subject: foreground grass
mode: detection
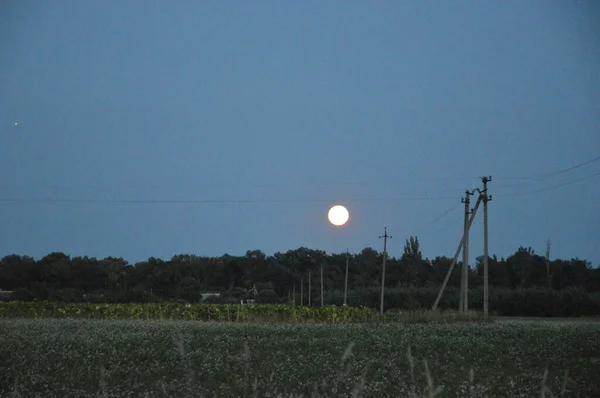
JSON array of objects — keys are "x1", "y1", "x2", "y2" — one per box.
[{"x1": 0, "y1": 319, "x2": 599, "y2": 397}]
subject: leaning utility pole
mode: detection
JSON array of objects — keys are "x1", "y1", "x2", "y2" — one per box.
[
  {"x1": 432, "y1": 194, "x2": 483, "y2": 310},
  {"x1": 482, "y1": 176, "x2": 492, "y2": 321},
  {"x1": 459, "y1": 190, "x2": 472, "y2": 313},
  {"x1": 320, "y1": 264, "x2": 324, "y2": 306},
  {"x1": 343, "y1": 249, "x2": 349, "y2": 305},
  {"x1": 379, "y1": 227, "x2": 392, "y2": 315}
]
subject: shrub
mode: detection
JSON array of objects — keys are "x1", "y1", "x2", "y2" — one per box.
[{"x1": 257, "y1": 289, "x2": 279, "y2": 304}]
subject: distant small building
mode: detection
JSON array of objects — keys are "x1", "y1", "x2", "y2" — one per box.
[
  {"x1": 200, "y1": 292, "x2": 221, "y2": 301},
  {"x1": 0, "y1": 289, "x2": 14, "y2": 301},
  {"x1": 82, "y1": 293, "x2": 105, "y2": 302}
]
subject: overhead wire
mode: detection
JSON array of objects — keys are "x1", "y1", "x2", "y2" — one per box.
[
  {"x1": 426, "y1": 205, "x2": 459, "y2": 224},
  {"x1": 0, "y1": 175, "x2": 474, "y2": 205},
  {"x1": 0, "y1": 175, "x2": 476, "y2": 191},
  {"x1": 414, "y1": 168, "x2": 600, "y2": 235},
  {"x1": 435, "y1": 214, "x2": 464, "y2": 233},
  {"x1": 496, "y1": 154, "x2": 600, "y2": 180},
  {"x1": 0, "y1": 194, "x2": 459, "y2": 205},
  {"x1": 494, "y1": 154, "x2": 600, "y2": 189},
  {"x1": 495, "y1": 170, "x2": 600, "y2": 198},
  {"x1": 1, "y1": 172, "x2": 597, "y2": 204},
  {"x1": 1, "y1": 156, "x2": 598, "y2": 205},
  {"x1": 408, "y1": 203, "x2": 462, "y2": 237},
  {"x1": 414, "y1": 213, "x2": 463, "y2": 236},
  {"x1": 418, "y1": 204, "x2": 459, "y2": 228}
]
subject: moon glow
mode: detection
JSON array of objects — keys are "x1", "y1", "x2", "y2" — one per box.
[{"x1": 328, "y1": 205, "x2": 349, "y2": 226}]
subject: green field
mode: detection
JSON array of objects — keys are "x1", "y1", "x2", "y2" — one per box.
[{"x1": 1, "y1": 319, "x2": 599, "y2": 397}]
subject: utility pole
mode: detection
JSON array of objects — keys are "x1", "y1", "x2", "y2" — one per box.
[
  {"x1": 300, "y1": 277, "x2": 304, "y2": 305},
  {"x1": 432, "y1": 194, "x2": 482, "y2": 310},
  {"x1": 293, "y1": 282, "x2": 296, "y2": 305},
  {"x1": 320, "y1": 264, "x2": 324, "y2": 306},
  {"x1": 379, "y1": 227, "x2": 392, "y2": 315},
  {"x1": 482, "y1": 176, "x2": 492, "y2": 321},
  {"x1": 459, "y1": 190, "x2": 472, "y2": 313},
  {"x1": 308, "y1": 271, "x2": 311, "y2": 306},
  {"x1": 343, "y1": 249, "x2": 349, "y2": 305},
  {"x1": 545, "y1": 239, "x2": 552, "y2": 288}
]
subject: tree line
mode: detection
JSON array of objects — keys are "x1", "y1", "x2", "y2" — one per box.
[{"x1": 1, "y1": 237, "x2": 598, "y2": 316}]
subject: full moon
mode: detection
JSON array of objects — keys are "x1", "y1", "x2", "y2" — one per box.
[{"x1": 328, "y1": 205, "x2": 349, "y2": 226}]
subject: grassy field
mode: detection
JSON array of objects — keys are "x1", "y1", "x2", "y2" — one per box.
[{"x1": 1, "y1": 319, "x2": 599, "y2": 397}]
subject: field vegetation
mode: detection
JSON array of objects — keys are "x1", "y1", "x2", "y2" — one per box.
[
  {"x1": 1, "y1": 318, "x2": 599, "y2": 397},
  {"x1": 0, "y1": 302, "x2": 486, "y2": 323},
  {"x1": 1, "y1": 241, "x2": 599, "y2": 396}
]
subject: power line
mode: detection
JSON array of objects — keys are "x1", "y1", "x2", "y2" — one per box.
[
  {"x1": 495, "y1": 154, "x2": 600, "y2": 182},
  {"x1": 0, "y1": 176, "x2": 477, "y2": 191},
  {"x1": 2, "y1": 171, "x2": 597, "y2": 205},
  {"x1": 417, "y1": 170, "x2": 599, "y2": 236},
  {"x1": 0, "y1": 195, "x2": 459, "y2": 205},
  {"x1": 2, "y1": 156, "x2": 598, "y2": 206},
  {"x1": 431, "y1": 214, "x2": 463, "y2": 234},
  {"x1": 426, "y1": 205, "x2": 458, "y2": 224},
  {"x1": 414, "y1": 204, "x2": 459, "y2": 232},
  {"x1": 495, "y1": 171, "x2": 600, "y2": 198}
]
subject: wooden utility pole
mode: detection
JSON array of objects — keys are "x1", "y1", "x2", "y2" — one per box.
[
  {"x1": 545, "y1": 239, "x2": 552, "y2": 287},
  {"x1": 320, "y1": 264, "x2": 324, "y2": 306},
  {"x1": 293, "y1": 283, "x2": 296, "y2": 305},
  {"x1": 482, "y1": 176, "x2": 492, "y2": 321},
  {"x1": 379, "y1": 227, "x2": 392, "y2": 315},
  {"x1": 300, "y1": 278, "x2": 304, "y2": 305},
  {"x1": 459, "y1": 190, "x2": 472, "y2": 313},
  {"x1": 432, "y1": 194, "x2": 482, "y2": 310},
  {"x1": 343, "y1": 249, "x2": 349, "y2": 305},
  {"x1": 308, "y1": 271, "x2": 311, "y2": 306}
]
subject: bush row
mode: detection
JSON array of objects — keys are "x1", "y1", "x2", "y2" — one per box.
[
  {"x1": 0, "y1": 302, "x2": 383, "y2": 323},
  {"x1": 319, "y1": 286, "x2": 600, "y2": 317},
  {"x1": 0, "y1": 301, "x2": 491, "y2": 324},
  {"x1": 4, "y1": 287, "x2": 598, "y2": 318}
]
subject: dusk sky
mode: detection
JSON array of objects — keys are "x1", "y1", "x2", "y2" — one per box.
[{"x1": 1, "y1": 1, "x2": 599, "y2": 265}]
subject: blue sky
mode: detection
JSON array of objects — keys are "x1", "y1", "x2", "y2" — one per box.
[{"x1": 1, "y1": 1, "x2": 599, "y2": 265}]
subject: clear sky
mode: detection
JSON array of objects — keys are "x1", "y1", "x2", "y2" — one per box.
[{"x1": 1, "y1": 1, "x2": 599, "y2": 265}]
